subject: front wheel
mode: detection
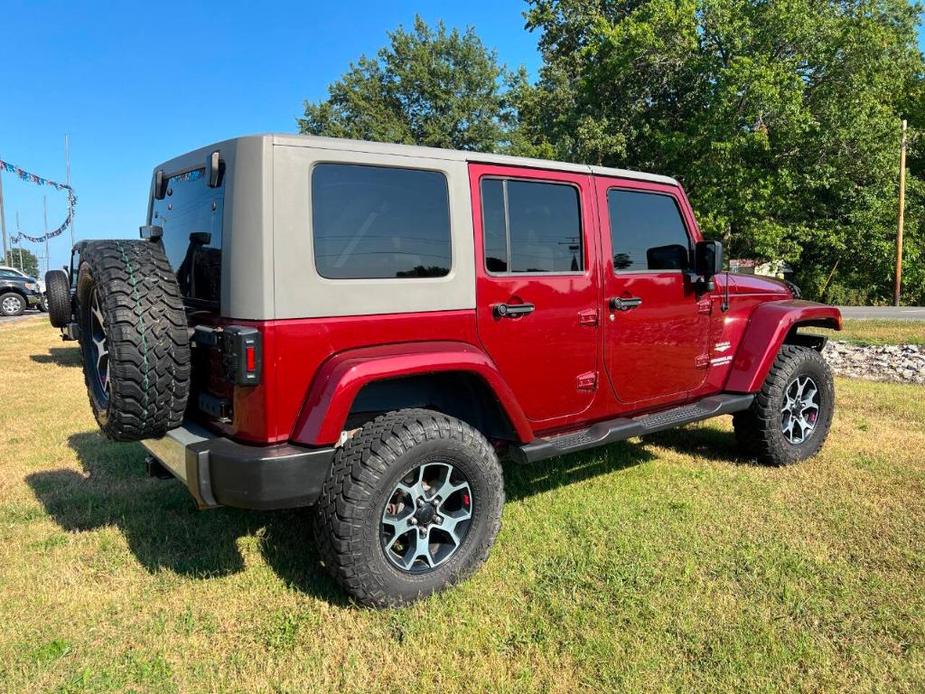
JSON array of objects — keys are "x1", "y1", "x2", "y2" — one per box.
[
  {"x1": 0, "y1": 292, "x2": 25, "y2": 317},
  {"x1": 313, "y1": 409, "x2": 504, "y2": 607},
  {"x1": 733, "y1": 345, "x2": 835, "y2": 466}
]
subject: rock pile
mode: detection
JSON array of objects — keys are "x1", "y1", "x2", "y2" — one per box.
[{"x1": 822, "y1": 341, "x2": 925, "y2": 385}]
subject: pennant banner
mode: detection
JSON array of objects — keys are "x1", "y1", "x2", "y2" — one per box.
[{"x1": 0, "y1": 159, "x2": 77, "y2": 244}]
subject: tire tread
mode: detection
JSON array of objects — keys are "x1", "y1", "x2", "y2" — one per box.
[
  {"x1": 77, "y1": 240, "x2": 190, "y2": 441},
  {"x1": 733, "y1": 344, "x2": 834, "y2": 466},
  {"x1": 313, "y1": 408, "x2": 504, "y2": 607}
]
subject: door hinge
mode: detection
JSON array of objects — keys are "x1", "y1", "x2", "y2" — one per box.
[
  {"x1": 576, "y1": 371, "x2": 598, "y2": 391},
  {"x1": 695, "y1": 354, "x2": 710, "y2": 369},
  {"x1": 697, "y1": 298, "x2": 713, "y2": 315},
  {"x1": 578, "y1": 308, "x2": 599, "y2": 326}
]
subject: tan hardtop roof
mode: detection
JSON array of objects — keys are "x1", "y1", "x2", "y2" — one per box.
[{"x1": 266, "y1": 133, "x2": 679, "y2": 186}]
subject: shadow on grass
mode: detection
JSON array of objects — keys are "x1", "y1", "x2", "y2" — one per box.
[
  {"x1": 30, "y1": 346, "x2": 82, "y2": 367},
  {"x1": 25, "y1": 432, "x2": 348, "y2": 605},
  {"x1": 642, "y1": 424, "x2": 746, "y2": 465},
  {"x1": 26, "y1": 430, "x2": 663, "y2": 604},
  {"x1": 503, "y1": 441, "x2": 654, "y2": 501}
]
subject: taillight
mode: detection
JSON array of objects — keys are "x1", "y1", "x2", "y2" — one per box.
[{"x1": 222, "y1": 326, "x2": 261, "y2": 386}]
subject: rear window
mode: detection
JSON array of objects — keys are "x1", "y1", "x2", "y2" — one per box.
[
  {"x1": 311, "y1": 163, "x2": 451, "y2": 279},
  {"x1": 481, "y1": 178, "x2": 583, "y2": 274},
  {"x1": 150, "y1": 168, "x2": 224, "y2": 304}
]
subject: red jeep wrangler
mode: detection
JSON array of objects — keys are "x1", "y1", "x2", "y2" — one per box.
[{"x1": 46, "y1": 135, "x2": 841, "y2": 606}]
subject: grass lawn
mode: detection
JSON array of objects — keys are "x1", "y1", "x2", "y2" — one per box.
[
  {"x1": 808, "y1": 319, "x2": 924, "y2": 346},
  {"x1": 1, "y1": 316, "x2": 924, "y2": 691}
]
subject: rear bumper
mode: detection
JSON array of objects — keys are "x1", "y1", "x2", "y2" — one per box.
[{"x1": 141, "y1": 421, "x2": 335, "y2": 510}]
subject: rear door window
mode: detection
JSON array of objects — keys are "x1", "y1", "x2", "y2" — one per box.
[
  {"x1": 607, "y1": 189, "x2": 691, "y2": 272},
  {"x1": 311, "y1": 164, "x2": 451, "y2": 279},
  {"x1": 480, "y1": 178, "x2": 583, "y2": 274},
  {"x1": 151, "y1": 168, "x2": 224, "y2": 304}
]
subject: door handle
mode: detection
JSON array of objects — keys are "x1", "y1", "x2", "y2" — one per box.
[
  {"x1": 492, "y1": 302, "x2": 535, "y2": 318},
  {"x1": 609, "y1": 296, "x2": 643, "y2": 312}
]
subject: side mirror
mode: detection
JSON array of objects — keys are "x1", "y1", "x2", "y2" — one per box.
[{"x1": 694, "y1": 240, "x2": 723, "y2": 279}]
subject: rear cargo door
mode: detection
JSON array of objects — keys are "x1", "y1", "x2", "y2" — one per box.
[
  {"x1": 469, "y1": 163, "x2": 600, "y2": 426},
  {"x1": 150, "y1": 163, "x2": 228, "y2": 423}
]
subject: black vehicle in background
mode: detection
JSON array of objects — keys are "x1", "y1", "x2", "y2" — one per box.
[{"x1": 0, "y1": 269, "x2": 44, "y2": 316}]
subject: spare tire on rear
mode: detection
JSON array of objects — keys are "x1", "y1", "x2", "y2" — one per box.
[
  {"x1": 76, "y1": 240, "x2": 190, "y2": 441},
  {"x1": 45, "y1": 269, "x2": 72, "y2": 327}
]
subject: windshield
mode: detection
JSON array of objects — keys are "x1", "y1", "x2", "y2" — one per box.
[{"x1": 150, "y1": 167, "x2": 224, "y2": 305}]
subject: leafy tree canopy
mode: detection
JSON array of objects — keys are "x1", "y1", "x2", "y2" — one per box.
[
  {"x1": 301, "y1": 6, "x2": 925, "y2": 304},
  {"x1": 299, "y1": 16, "x2": 524, "y2": 152},
  {"x1": 522, "y1": 0, "x2": 925, "y2": 303}
]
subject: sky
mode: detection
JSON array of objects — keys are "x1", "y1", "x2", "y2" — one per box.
[{"x1": 0, "y1": 0, "x2": 541, "y2": 274}]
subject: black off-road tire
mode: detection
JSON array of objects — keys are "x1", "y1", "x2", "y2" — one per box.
[
  {"x1": 45, "y1": 270, "x2": 71, "y2": 327},
  {"x1": 733, "y1": 345, "x2": 834, "y2": 466},
  {"x1": 0, "y1": 292, "x2": 25, "y2": 316},
  {"x1": 313, "y1": 408, "x2": 504, "y2": 607},
  {"x1": 76, "y1": 240, "x2": 190, "y2": 441}
]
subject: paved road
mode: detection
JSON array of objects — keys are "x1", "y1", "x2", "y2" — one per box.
[{"x1": 837, "y1": 306, "x2": 925, "y2": 321}]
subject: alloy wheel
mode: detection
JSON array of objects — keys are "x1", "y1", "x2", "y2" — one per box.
[
  {"x1": 89, "y1": 288, "x2": 110, "y2": 403},
  {"x1": 1, "y1": 295, "x2": 23, "y2": 315},
  {"x1": 381, "y1": 462, "x2": 473, "y2": 573},
  {"x1": 780, "y1": 375, "x2": 819, "y2": 445}
]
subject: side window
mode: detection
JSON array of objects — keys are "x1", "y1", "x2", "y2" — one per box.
[
  {"x1": 607, "y1": 189, "x2": 691, "y2": 272},
  {"x1": 481, "y1": 178, "x2": 583, "y2": 274},
  {"x1": 312, "y1": 163, "x2": 451, "y2": 279}
]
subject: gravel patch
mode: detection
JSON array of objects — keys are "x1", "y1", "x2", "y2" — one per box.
[{"x1": 823, "y1": 341, "x2": 925, "y2": 385}]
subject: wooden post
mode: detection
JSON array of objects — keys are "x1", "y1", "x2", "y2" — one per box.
[
  {"x1": 0, "y1": 167, "x2": 8, "y2": 265},
  {"x1": 894, "y1": 119, "x2": 907, "y2": 307}
]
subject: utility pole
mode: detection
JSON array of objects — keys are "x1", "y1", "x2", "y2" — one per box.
[
  {"x1": 43, "y1": 195, "x2": 49, "y2": 276},
  {"x1": 0, "y1": 165, "x2": 8, "y2": 265},
  {"x1": 65, "y1": 134, "x2": 74, "y2": 246},
  {"x1": 894, "y1": 119, "x2": 907, "y2": 307},
  {"x1": 16, "y1": 211, "x2": 23, "y2": 271}
]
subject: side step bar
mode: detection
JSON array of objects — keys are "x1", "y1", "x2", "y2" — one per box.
[{"x1": 511, "y1": 393, "x2": 755, "y2": 464}]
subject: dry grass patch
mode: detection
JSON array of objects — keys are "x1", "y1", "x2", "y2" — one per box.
[{"x1": 0, "y1": 319, "x2": 923, "y2": 691}]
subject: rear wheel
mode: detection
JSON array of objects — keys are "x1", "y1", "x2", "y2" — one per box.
[
  {"x1": 733, "y1": 345, "x2": 834, "y2": 466},
  {"x1": 0, "y1": 292, "x2": 25, "y2": 317},
  {"x1": 76, "y1": 241, "x2": 190, "y2": 441},
  {"x1": 313, "y1": 408, "x2": 504, "y2": 606}
]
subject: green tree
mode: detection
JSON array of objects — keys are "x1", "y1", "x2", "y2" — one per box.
[
  {"x1": 299, "y1": 16, "x2": 523, "y2": 152},
  {"x1": 522, "y1": 0, "x2": 925, "y2": 303},
  {"x1": 4, "y1": 247, "x2": 39, "y2": 278}
]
